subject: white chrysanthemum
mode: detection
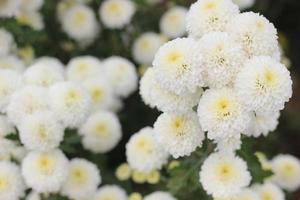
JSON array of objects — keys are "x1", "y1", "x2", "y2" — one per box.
[
  {"x1": 0, "y1": 29, "x2": 15, "y2": 56},
  {"x1": 0, "y1": 55, "x2": 25, "y2": 72},
  {"x1": 99, "y1": 0, "x2": 135, "y2": 29},
  {"x1": 126, "y1": 127, "x2": 169, "y2": 172},
  {"x1": 0, "y1": 0, "x2": 20, "y2": 17},
  {"x1": 0, "y1": 161, "x2": 25, "y2": 200},
  {"x1": 61, "y1": 158, "x2": 101, "y2": 200},
  {"x1": 235, "y1": 56, "x2": 292, "y2": 113},
  {"x1": 7, "y1": 86, "x2": 49, "y2": 125},
  {"x1": 49, "y1": 81, "x2": 91, "y2": 128},
  {"x1": 230, "y1": 188, "x2": 260, "y2": 200},
  {"x1": 103, "y1": 56, "x2": 138, "y2": 97},
  {"x1": 79, "y1": 111, "x2": 122, "y2": 153},
  {"x1": 153, "y1": 38, "x2": 204, "y2": 95},
  {"x1": 19, "y1": 0, "x2": 43, "y2": 11},
  {"x1": 160, "y1": 6, "x2": 188, "y2": 39},
  {"x1": 198, "y1": 32, "x2": 246, "y2": 88},
  {"x1": 132, "y1": 32, "x2": 165, "y2": 65},
  {"x1": 93, "y1": 185, "x2": 127, "y2": 200},
  {"x1": 66, "y1": 56, "x2": 103, "y2": 82},
  {"x1": 18, "y1": 111, "x2": 64, "y2": 151},
  {"x1": 140, "y1": 68, "x2": 202, "y2": 113},
  {"x1": 16, "y1": 11, "x2": 45, "y2": 31},
  {"x1": 34, "y1": 56, "x2": 65, "y2": 74},
  {"x1": 0, "y1": 115, "x2": 15, "y2": 138},
  {"x1": 62, "y1": 4, "x2": 100, "y2": 41},
  {"x1": 232, "y1": 0, "x2": 255, "y2": 10},
  {"x1": 200, "y1": 153, "x2": 251, "y2": 198},
  {"x1": 197, "y1": 88, "x2": 252, "y2": 140},
  {"x1": 186, "y1": 0, "x2": 239, "y2": 38},
  {"x1": 21, "y1": 149, "x2": 69, "y2": 193},
  {"x1": 26, "y1": 191, "x2": 41, "y2": 200},
  {"x1": 215, "y1": 136, "x2": 242, "y2": 153},
  {"x1": 226, "y1": 12, "x2": 279, "y2": 59},
  {"x1": 144, "y1": 191, "x2": 177, "y2": 200},
  {"x1": 254, "y1": 182, "x2": 285, "y2": 200},
  {"x1": 271, "y1": 154, "x2": 300, "y2": 191},
  {"x1": 154, "y1": 112, "x2": 204, "y2": 158}
]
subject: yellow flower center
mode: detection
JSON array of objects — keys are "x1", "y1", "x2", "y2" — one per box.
[
  {"x1": 91, "y1": 87, "x2": 104, "y2": 103},
  {"x1": 139, "y1": 40, "x2": 150, "y2": 50},
  {"x1": 108, "y1": 2, "x2": 121, "y2": 15},
  {"x1": 65, "y1": 89, "x2": 82, "y2": 107},
  {"x1": 37, "y1": 156, "x2": 54, "y2": 175},
  {"x1": 0, "y1": 175, "x2": 9, "y2": 193},
  {"x1": 136, "y1": 137, "x2": 153, "y2": 154},
  {"x1": 171, "y1": 117, "x2": 186, "y2": 136},
  {"x1": 262, "y1": 192, "x2": 273, "y2": 200},
  {"x1": 94, "y1": 123, "x2": 109, "y2": 137},
  {"x1": 204, "y1": 1, "x2": 217, "y2": 10},
  {"x1": 216, "y1": 162, "x2": 235, "y2": 182},
  {"x1": 280, "y1": 163, "x2": 296, "y2": 177},
  {"x1": 71, "y1": 167, "x2": 87, "y2": 184},
  {"x1": 73, "y1": 11, "x2": 87, "y2": 27},
  {"x1": 214, "y1": 97, "x2": 233, "y2": 119}
]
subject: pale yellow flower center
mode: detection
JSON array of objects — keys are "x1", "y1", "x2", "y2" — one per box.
[
  {"x1": 216, "y1": 162, "x2": 235, "y2": 182},
  {"x1": 37, "y1": 156, "x2": 54, "y2": 175},
  {"x1": 108, "y1": 2, "x2": 121, "y2": 15},
  {"x1": 91, "y1": 87, "x2": 104, "y2": 103},
  {"x1": 171, "y1": 117, "x2": 186, "y2": 136},
  {"x1": 262, "y1": 192, "x2": 273, "y2": 200},
  {"x1": 214, "y1": 97, "x2": 234, "y2": 119},
  {"x1": 0, "y1": 175, "x2": 9, "y2": 193},
  {"x1": 73, "y1": 11, "x2": 87, "y2": 27},
  {"x1": 71, "y1": 167, "x2": 87, "y2": 184}
]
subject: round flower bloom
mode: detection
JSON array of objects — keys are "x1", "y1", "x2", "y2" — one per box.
[
  {"x1": 0, "y1": 115, "x2": 15, "y2": 138},
  {"x1": 93, "y1": 185, "x2": 127, "y2": 200},
  {"x1": 7, "y1": 86, "x2": 49, "y2": 125},
  {"x1": 0, "y1": 0, "x2": 20, "y2": 17},
  {"x1": 18, "y1": 111, "x2": 64, "y2": 151},
  {"x1": 0, "y1": 161, "x2": 25, "y2": 200},
  {"x1": 115, "y1": 163, "x2": 132, "y2": 181},
  {"x1": 131, "y1": 170, "x2": 147, "y2": 184},
  {"x1": 226, "y1": 12, "x2": 279, "y2": 59},
  {"x1": 186, "y1": 0, "x2": 239, "y2": 38},
  {"x1": 232, "y1": 0, "x2": 255, "y2": 10},
  {"x1": 235, "y1": 56, "x2": 292, "y2": 113},
  {"x1": 160, "y1": 6, "x2": 188, "y2": 39},
  {"x1": 132, "y1": 32, "x2": 165, "y2": 65},
  {"x1": 103, "y1": 56, "x2": 138, "y2": 98},
  {"x1": 271, "y1": 154, "x2": 300, "y2": 191},
  {"x1": 144, "y1": 191, "x2": 177, "y2": 200},
  {"x1": 62, "y1": 4, "x2": 100, "y2": 41},
  {"x1": 198, "y1": 32, "x2": 246, "y2": 88},
  {"x1": 61, "y1": 158, "x2": 101, "y2": 200},
  {"x1": 0, "y1": 69, "x2": 23, "y2": 112},
  {"x1": 49, "y1": 81, "x2": 91, "y2": 128},
  {"x1": 0, "y1": 29, "x2": 15, "y2": 56},
  {"x1": 79, "y1": 111, "x2": 122, "y2": 153},
  {"x1": 254, "y1": 182, "x2": 285, "y2": 200},
  {"x1": 197, "y1": 88, "x2": 252, "y2": 140},
  {"x1": 19, "y1": 0, "x2": 44, "y2": 11},
  {"x1": 200, "y1": 152, "x2": 251, "y2": 198},
  {"x1": 154, "y1": 111, "x2": 204, "y2": 158},
  {"x1": 99, "y1": 0, "x2": 135, "y2": 29},
  {"x1": 26, "y1": 192, "x2": 41, "y2": 200},
  {"x1": 140, "y1": 68, "x2": 202, "y2": 113},
  {"x1": 66, "y1": 56, "x2": 103, "y2": 82},
  {"x1": 33, "y1": 56, "x2": 65, "y2": 74},
  {"x1": 126, "y1": 127, "x2": 169, "y2": 172},
  {"x1": 152, "y1": 38, "x2": 204, "y2": 95},
  {"x1": 0, "y1": 55, "x2": 25, "y2": 72},
  {"x1": 16, "y1": 11, "x2": 45, "y2": 31},
  {"x1": 21, "y1": 149, "x2": 69, "y2": 193}
]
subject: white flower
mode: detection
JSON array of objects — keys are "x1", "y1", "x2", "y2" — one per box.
[
  {"x1": 154, "y1": 111, "x2": 204, "y2": 158},
  {"x1": 0, "y1": 29, "x2": 15, "y2": 56},
  {"x1": 0, "y1": 0, "x2": 20, "y2": 17},
  {"x1": 0, "y1": 55, "x2": 25, "y2": 72},
  {"x1": 126, "y1": 127, "x2": 169, "y2": 172},
  {"x1": 66, "y1": 56, "x2": 103, "y2": 82},
  {"x1": 7, "y1": 86, "x2": 49, "y2": 125},
  {"x1": 254, "y1": 182, "x2": 285, "y2": 200},
  {"x1": 144, "y1": 191, "x2": 177, "y2": 200},
  {"x1": 93, "y1": 185, "x2": 127, "y2": 200},
  {"x1": 61, "y1": 158, "x2": 101, "y2": 200},
  {"x1": 140, "y1": 68, "x2": 202, "y2": 113},
  {"x1": 226, "y1": 12, "x2": 279, "y2": 59},
  {"x1": 215, "y1": 136, "x2": 242, "y2": 153},
  {"x1": 21, "y1": 149, "x2": 69, "y2": 193},
  {"x1": 200, "y1": 152, "x2": 251, "y2": 198},
  {"x1": 99, "y1": 0, "x2": 135, "y2": 29},
  {"x1": 186, "y1": 0, "x2": 239, "y2": 38},
  {"x1": 152, "y1": 38, "x2": 204, "y2": 95},
  {"x1": 26, "y1": 192, "x2": 41, "y2": 200},
  {"x1": 18, "y1": 110, "x2": 64, "y2": 151},
  {"x1": 198, "y1": 32, "x2": 246, "y2": 88},
  {"x1": 231, "y1": 188, "x2": 260, "y2": 200},
  {"x1": 271, "y1": 154, "x2": 300, "y2": 191},
  {"x1": 62, "y1": 4, "x2": 100, "y2": 41},
  {"x1": 132, "y1": 32, "x2": 165, "y2": 65},
  {"x1": 0, "y1": 161, "x2": 25, "y2": 200},
  {"x1": 34, "y1": 56, "x2": 65, "y2": 74},
  {"x1": 235, "y1": 56, "x2": 292, "y2": 113},
  {"x1": 16, "y1": 11, "x2": 45, "y2": 31},
  {"x1": 0, "y1": 115, "x2": 15, "y2": 138},
  {"x1": 19, "y1": 0, "x2": 43, "y2": 11},
  {"x1": 79, "y1": 111, "x2": 122, "y2": 153},
  {"x1": 103, "y1": 56, "x2": 138, "y2": 98},
  {"x1": 232, "y1": 0, "x2": 255, "y2": 10},
  {"x1": 197, "y1": 88, "x2": 252, "y2": 140},
  {"x1": 160, "y1": 6, "x2": 188, "y2": 39}
]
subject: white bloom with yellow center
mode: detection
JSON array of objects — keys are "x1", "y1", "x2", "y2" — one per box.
[
  {"x1": 16, "y1": 11, "x2": 45, "y2": 31},
  {"x1": 232, "y1": 0, "x2": 255, "y2": 10},
  {"x1": 160, "y1": 6, "x2": 188, "y2": 39},
  {"x1": 0, "y1": 55, "x2": 25, "y2": 72},
  {"x1": 235, "y1": 56, "x2": 292, "y2": 113},
  {"x1": 154, "y1": 112, "x2": 204, "y2": 158},
  {"x1": 186, "y1": 0, "x2": 239, "y2": 38},
  {"x1": 103, "y1": 56, "x2": 138, "y2": 98},
  {"x1": 62, "y1": 4, "x2": 100, "y2": 41},
  {"x1": 19, "y1": 0, "x2": 43, "y2": 11},
  {"x1": 0, "y1": 0, "x2": 20, "y2": 17},
  {"x1": 0, "y1": 161, "x2": 25, "y2": 200},
  {"x1": 144, "y1": 191, "x2": 177, "y2": 200},
  {"x1": 200, "y1": 152, "x2": 251, "y2": 198},
  {"x1": 198, "y1": 32, "x2": 246, "y2": 88},
  {"x1": 153, "y1": 38, "x2": 204, "y2": 95},
  {"x1": 93, "y1": 185, "x2": 128, "y2": 200},
  {"x1": 126, "y1": 127, "x2": 169, "y2": 172},
  {"x1": 0, "y1": 29, "x2": 15, "y2": 56},
  {"x1": 21, "y1": 149, "x2": 69, "y2": 193},
  {"x1": 79, "y1": 111, "x2": 122, "y2": 153},
  {"x1": 99, "y1": 0, "x2": 135, "y2": 29},
  {"x1": 18, "y1": 111, "x2": 64, "y2": 151},
  {"x1": 226, "y1": 12, "x2": 279, "y2": 59},
  {"x1": 254, "y1": 182, "x2": 284, "y2": 200},
  {"x1": 0, "y1": 115, "x2": 15, "y2": 138},
  {"x1": 197, "y1": 88, "x2": 252, "y2": 140},
  {"x1": 61, "y1": 158, "x2": 101, "y2": 200},
  {"x1": 271, "y1": 154, "x2": 300, "y2": 191},
  {"x1": 49, "y1": 81, "x2": 91, "y2": 128}
]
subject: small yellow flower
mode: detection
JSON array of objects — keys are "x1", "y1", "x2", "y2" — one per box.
[
  {"x1": 129, "y1": 192, "x2": 143, "y2": 200},
  {"x1": 18, "y1": 46, "x2": 35, "y2": 64},
  {"x1": 115, "y1": 163, "x2": 132, "y2": 181},
  {"x1": 146, "y1": 170, "x2": 160, "y2": 184},
  {"x1": 168, "y1": 160, "x2": 180, "y2": 170},
  {"x1": 132, "y1": 170, "x2": 147, "y2": 184}
]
